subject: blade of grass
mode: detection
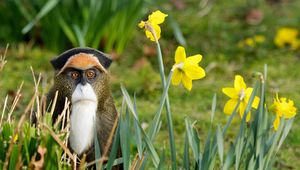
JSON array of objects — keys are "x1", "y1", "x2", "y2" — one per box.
[
  {"x1": 94, "y1": 119, "x2": 102, "y2": 169},
  {"x1": 120, "y1": 107, "x2": 130, "y2": 170},
  {"x1": 106, "y1": 120, "x2": 121, "y2": 170},
  {"x1": 185, "y1": 117, "x2": 200, "y2": 161},
  {"x1": 133, "y1": 94, "x2": 143, "y2": 159},
  {"x1": 168, "y1": 14, "x2": 186, "y2": 46},
  {"x1": 22, "y1": 0, "x2": 60, "y2": 34},
  {"x1": 157, "y1": 148, "x2": 166, "y2": 170},
  {"x1": 183, "y1": 133, "x2": 190, "y2": 170},
  {"x1": 216, "y1": 125, "x2": 224, "y2": 166}
]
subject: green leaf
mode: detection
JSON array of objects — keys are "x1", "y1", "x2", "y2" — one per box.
[
  {"x1": 216, "y1": 125, "x2": 224, "y2": 165},
  {"x1": 58, "y1": 17, "x2": 78, "y2": 46},
  {"x1": 133, "y1": 94, "x2": 143, "y2": 159},
  {"x1": 223, "y1": 143, "x2": 234, "y2": 170},
  {"x1": 183, "y1": 133, "x2": 190, "y2": 170},
  {"x1": 120, "y1": 85, "x2": 160, "y2": 167},
  {"x1": 157, "y1": 149, "x2": 166, "y2": 170},
  {"x1": 22, "y1": 0, "x2": 60, "y2": 34},
  {"x1": 106, "y1": 119, "x2": 121, "y2": 170},
  {"x1": 211, "y1": 94, "x2": 217, "y2": 124},
  {"x1": 9, "y1": 144, "x2": 19, "y2": 170},
  {"x1": 120, "y1": 108, "x2": 130, "y2": 170},
  {"x1": 185, "y1": 117, "x2": 199, "y2": 161},
  {"x1": 277, "y1": 118, "x2": 294, "y2": 152},
  {"x1": 168, "y1": 14, "x2": 186, "y2": 46},
  {"x1": 2, "y1": 122, "x2": 13, "y2": 141}
]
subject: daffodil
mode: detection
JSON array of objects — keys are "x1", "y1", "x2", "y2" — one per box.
[
  {"x1": 271, "y1": 94, "x2": 297, "y2": 131},
  {"x1": 222, "y1": 75, "x2": 260, "y2": 122},
  {"x1": 171, "y1": 46, "x2": 206, "y2": 91},
  {"x1": 274, "y1": 27, "x2": 300, "y2": 50},
  {"x1": 138, "y1": 10, "x2": 168, "y2": 42}
]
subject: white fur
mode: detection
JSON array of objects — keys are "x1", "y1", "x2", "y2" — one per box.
[{"x1": 69, "y1": 83, "x2": 98, "y2": 155}]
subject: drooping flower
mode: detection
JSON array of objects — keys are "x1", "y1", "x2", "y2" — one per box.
[
  {"x1": 138, "y1": 10, "x2": 168, "y2": 42},
  {"x1": 274, "y1": 27, "x2": 300, "y2": 50},
  {"x1": 171, "y1": 46, "x2": 206, "y2": 91},
  {"x1": 271, "y1": 94, "x2": 297, "y2": 131},
  {"x1": 222, "y1": 75, "x2": 260, "y2": 122}
]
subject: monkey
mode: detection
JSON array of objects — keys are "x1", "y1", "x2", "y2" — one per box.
[{"x1": 46, "y1": 47, "x2": 122, "y2": 168}]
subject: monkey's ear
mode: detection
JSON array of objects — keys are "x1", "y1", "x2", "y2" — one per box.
[{"x1": 50, "y1": 47, "x2": 113, "y2": 70}]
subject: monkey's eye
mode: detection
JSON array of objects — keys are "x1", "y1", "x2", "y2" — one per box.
[
  {"x1": 86, "y1": 70, "x2": 96, "y2": 79},
  {"x1": 70, "y1": 71, "x2": 80, "y2": 80}
]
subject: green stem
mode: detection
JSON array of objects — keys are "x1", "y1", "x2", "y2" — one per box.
[
  {"x1": 155, "y1": 41, "x2": 177, "y2": 170},
  {"x1": 149, "y1": 71, "x2": 174, "y2": 141}
]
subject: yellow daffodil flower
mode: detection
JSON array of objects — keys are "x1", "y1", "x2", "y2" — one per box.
[
  {"x1": 138, "y1": 10, "x2": 168, "y2": 42},
  {"x1": 274, "y1": 27, "x2": 300, "y2": 50},
  {"x1": 171, "y1": 46, "x2": 206, "y2": 91},
  {"x1": 222, "y1": 75, "x2": 260, "y2": 122},
  {"x1": 271, "y1": 94, "x2": 297, "y2": 131}
]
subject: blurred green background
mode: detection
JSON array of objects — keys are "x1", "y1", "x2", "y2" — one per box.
[{"x1": 1, "y1": 0, "x2": 300, "y2": 169}]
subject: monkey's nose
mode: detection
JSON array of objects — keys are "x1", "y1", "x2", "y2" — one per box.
[{"x1": 80, "y1": 78, "x2": 87, "y2": 85}]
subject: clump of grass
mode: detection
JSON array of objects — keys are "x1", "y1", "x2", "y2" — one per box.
[
  {"x1": 0, "y1": 48, "x2": 75, "y2": 169},
  {"x1": 0, "y1": 45, "x2": 8, "y2": 72}
]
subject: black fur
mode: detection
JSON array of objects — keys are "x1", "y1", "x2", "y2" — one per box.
[{"x1": 50, "y1": 47, "x2": 112, "y2": 70}]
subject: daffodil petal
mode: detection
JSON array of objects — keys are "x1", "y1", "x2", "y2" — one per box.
[
  {"x1": 138, "y1": 21, "x2": 145, "y2": 28},
  {"x1": 184, "y1": 65, "x2": 205, "y2": 80},
  {"x1": 145, "y1": 30, "x2": 155, "y2": 41},
  {"x1": 239, "y1": 101, "x2": 246, "y2": 119},
  {"x1": 222, "y1": 88, "x2": 239, "y2": 99},
  {"x1": 186, "y1": 54, "x2": 202, "y2": 65},
  {"x1": 182, "y1": 74, "x2": 192, "y2": 91},
  {"x1": 172, "y1": 69, "x2": 182, "y2": 86},
  {"x1": 273, "y1": 115, "x2": 280, "y2": 131},
  {"x1": 246, "y1": 111, "x2": 251, "y2": 122},
  {"x1": 234, "y1": 75, "x2": 246, "y2": 92},
  {"x1": 145, "y1": 24, "x2": 161, "y2": 41},
  {"x1": 148, "y1": 10, "x2": 168, "y2": 25},
  {"x1": 245, "y1": 88, "x2": 253, "y2": 97},
  {"x1": 224, "y1": 99, "x2": 238, "y2": 115},
  {"x1": 175, "y1": 46, "x2": 186, "y2": 63},
  {"x1": 283, "y1": 100, "x2": 297, "y2": 118},
  {"x1": 251, "y1": 96, "x2": 260, "y2": 109}
]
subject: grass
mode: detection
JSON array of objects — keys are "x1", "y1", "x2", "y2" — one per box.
[{"x1": 1, "y1": 0, "x2": 300, "y2": 169}]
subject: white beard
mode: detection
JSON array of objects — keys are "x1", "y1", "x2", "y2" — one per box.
[{"x1": 69, "y1": 83, "x2": 98, "y2": 155}]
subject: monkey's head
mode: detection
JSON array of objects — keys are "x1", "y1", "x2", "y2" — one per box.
[
  {"x1": 50, "y1": 47, "x2": 113, "y2": 106},
  {"x1": 49, "y1": 48, "x2": 121, "y2": 164}
]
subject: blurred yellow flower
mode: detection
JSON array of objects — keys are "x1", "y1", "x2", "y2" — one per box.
[
  {"x1": 222, "y1": 75, "x2": 260, "y2": 122},
  {"x1": 138, "y1": 10, "x2": 168, "y2": 42},
  {"x1": 271, "y1": 94, "x2": 297, "y2": 131},
  {"x1": 171, "y1": 46, "x2": 206, "y2": 91},
  {"x1": 274, "y1": 27, "x2": 300, "y2": 50},
  {"x1": 13, "y1": 134, "x2": 18, "y2": 142},
  {"x1": 238, "y1": 35, "x2": 265, "y2": 48},
  {"x1": 245, "y1": 38, "x2": 255, "y2": 47},
  {"x1": 254, "y1": 35, "x2": 265, "y2": 43}
]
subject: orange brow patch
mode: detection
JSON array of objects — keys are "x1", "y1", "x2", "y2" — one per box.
[{"x1": 58, "y1": 53, "x2": 106, "y2": 75}]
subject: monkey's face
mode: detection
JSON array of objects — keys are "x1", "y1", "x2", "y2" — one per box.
[
  {"x1": 52, "y1": 52, "x2": 111, "y2": 105},
  {"x1": 55, "y1": 66, "x2": 110, "y2": 105}
]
